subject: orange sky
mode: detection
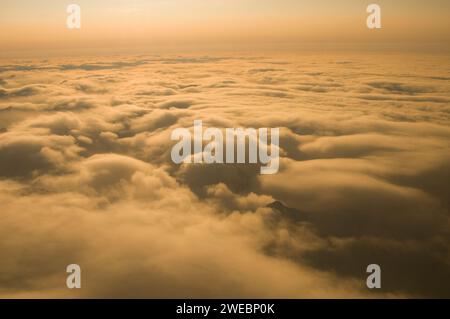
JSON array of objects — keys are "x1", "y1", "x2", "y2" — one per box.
[{"x1": 1, "y1": 0, "x2": 449, "y2": 53}]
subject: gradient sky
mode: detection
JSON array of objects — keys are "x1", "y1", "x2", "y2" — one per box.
[{"x1": 1, "y1": 0, "x2": 449, "y2": 52}]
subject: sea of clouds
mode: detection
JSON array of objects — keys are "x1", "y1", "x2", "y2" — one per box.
[{"x1": 0, "y1": 52, "x2": 449, "y2": 297}]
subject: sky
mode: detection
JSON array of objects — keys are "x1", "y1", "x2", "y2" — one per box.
[{"x1": 1, "y1": 0, "x2": 449, "y2": 53}]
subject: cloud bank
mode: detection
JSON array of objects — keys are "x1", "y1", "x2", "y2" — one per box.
[{"x1": 0, "y1": 52, "x2": 449, "y2": 298}]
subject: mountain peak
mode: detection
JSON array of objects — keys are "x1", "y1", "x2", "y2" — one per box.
[{"x1": 266, "y1": 200, "x2": 308, "y2": 222}]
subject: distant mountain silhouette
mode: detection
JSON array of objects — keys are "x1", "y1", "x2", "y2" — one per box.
[{"x1": 266, "y1": 201, "x2": 309, "y2": 222}]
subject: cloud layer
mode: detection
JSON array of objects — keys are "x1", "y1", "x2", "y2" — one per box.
[{"x1": 0, "y1": 52, "x2": 449, "y2": 298}]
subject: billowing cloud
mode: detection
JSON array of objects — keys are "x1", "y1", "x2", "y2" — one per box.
[{"x1": 0, "y1": 53, "x2": 449, "y2": 298}]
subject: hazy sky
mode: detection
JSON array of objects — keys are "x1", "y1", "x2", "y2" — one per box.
[{"x1": 1, "y1": 0, "x2": 449, "y2": 52}]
